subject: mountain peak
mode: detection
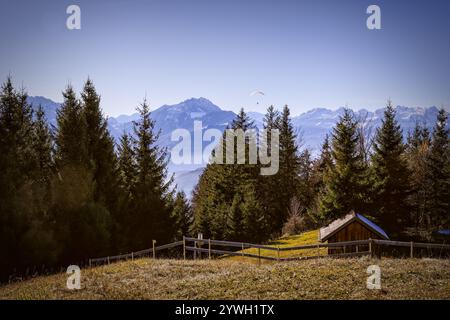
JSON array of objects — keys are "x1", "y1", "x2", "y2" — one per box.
[{"x1": 159, "y1": 97, "x2": 221, "y2": 113}]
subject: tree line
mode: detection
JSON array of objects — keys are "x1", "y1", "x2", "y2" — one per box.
[
  {"x1": 0, "y1": 77, "x2": 191, "y2": 281},
  {"x1": 192, "y1": 102, "x2": 449, "y2": 242}
]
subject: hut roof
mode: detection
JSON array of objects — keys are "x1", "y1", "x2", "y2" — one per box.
[
  {"x1": 437, "y1": 229, "x2": 450, "y2": 236},
  {"x1": 319, "y1": 211, "x2": 389, "y2": 242}
]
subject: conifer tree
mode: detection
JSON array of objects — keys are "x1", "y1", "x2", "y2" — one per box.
[
  {"x1": 192, "y1": 108, "x2": 270, "y2": 242},
  {"x1": 54, "y1": 85, "x2": 88, "y2": 167},
  {"x1": 297, "y1": 149, "x2": 314, "y2": 210},
  {"x1": 371, "y1": 102, "x2": 410, "y2": 237},
  {"x1": 242, "y1": 184, "x2": 268, "y2": 243},
  {"x1": 171, "y1": 191, "x2": 193, "y2": 240},
  {"x1": 318, "y1": 134, "x2": 333, "y2": 172},
  {"x1": 318, "y1": 109, "x2": 367, "y2": 222},
  {"x1": 81, "y1": 79, "x2": 119, "y2": 207},
  {"x1": 426, "y1": 109, "x2": 450, "y2": 229},
  {"x1": 32, "y1": 106, "x2": 54, "y2": 187},
  {"x1": 130, "y1": 99, "x2": 174, "y2": 248},
  {"x1": 0, "y1": 78, "x2": 57, "y2": 280},
  {"x1": 406, "y1": 123, "x2": 431, "y2": 232},
  {"x1": 311, "y1": 134, "x2": 333, "y2": 195},
  {"x1": 0, "y1": 77, "x2": 36, "y2": 280},
  {"x1": 260, "y1": 105, "x2": 283, "y2": 236},
  {"x1": 52, "y1": 85, "x2": 111, "y2": 263},
  {"x1": 117, "y1": 133, "x2": 136, "y2": 200},
  {"x1": 226, "y1": 193, "x2": 245, "y2": 241},
  {"x1": 274, "y1": 105, "x2": 300, "y2": 231}
]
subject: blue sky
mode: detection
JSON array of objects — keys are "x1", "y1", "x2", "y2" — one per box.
[{"x1": 1, "y1": 0, "x2": 449, "y2": 116}]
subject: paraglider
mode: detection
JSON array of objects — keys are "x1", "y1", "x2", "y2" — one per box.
[{"x1": 249, "y1": 90, "x2": 265, "y2": 105}]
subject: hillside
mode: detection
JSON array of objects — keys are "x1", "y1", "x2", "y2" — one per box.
[{"x1": 1, "y1": 257, "x2": 449, "y2": 300}]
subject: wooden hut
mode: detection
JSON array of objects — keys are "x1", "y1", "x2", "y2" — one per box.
[{"x1": 319, "y1": 211, "x2": 389, "y2": 254}]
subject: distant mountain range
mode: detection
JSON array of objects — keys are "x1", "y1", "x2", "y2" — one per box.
[{"x1": 27, "y1": 96, "x2": 447, "y2": 197}]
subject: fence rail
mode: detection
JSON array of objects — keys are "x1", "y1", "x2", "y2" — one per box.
[{"x1": 89, "y1": 236, "x2": 450, "y2": 267}]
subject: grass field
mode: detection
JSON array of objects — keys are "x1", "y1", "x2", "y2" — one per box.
[
  {"x1": 227, "y1": 229, "x2": 327, "y2": 263},
  {"x1": 0, "y1": 257, "x2": 449, "y2": 300},
  {"x1": 1, "y1": 230, "x2": 449, "y2": 300}
]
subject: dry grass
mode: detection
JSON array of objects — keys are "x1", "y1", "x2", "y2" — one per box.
[
  {"x1": 227, "y1": 229, "x2": 327, "y2": 263},
  {"x1": 0, "y1": 257, "x2": 449, "y2": 300}
]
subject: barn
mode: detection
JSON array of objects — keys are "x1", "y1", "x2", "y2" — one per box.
[{"x1": 319, "y1": 211, "x2": 389, "y2": 254}]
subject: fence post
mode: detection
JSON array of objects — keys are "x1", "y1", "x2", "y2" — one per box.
[
  {"x1": 107, "y1": 256, "x2": 110, "y2": 265},
  {"x1": 131, "y1": 252, "x2": 134, "y2": 261},
  {"x1": 369, "y1": 238, "x2": 373, "y2": 258},
  {"x1": 277, "y1": 246, "x2": 280, "y2": 261},
  {"x1": 152, "y1": 240, "x2": 156, "y2": 259},
  {"x1": 183, "y1": 236, "x2": 186, "y2": 260},
  {"x1": 208, "y1": 238, "x2": 211, "y2": 259},
  {"x1": 198, "y1": 233, "x2": 203, "y2": 259},
  {"x1": 242, "y1": 243, "x2": 244, "y2": 257},
  {"x1": 258, "y1": 247, "x2": 261, "y2": 265},
  {"x1": 410, "y1": 241, "x2": 414, "y2": 258},
  {"x1": 343, "y1": 245, "x2": 346, "y2": 254},
  {"x1": 194, "y1": 241, "x2": 197, "y2": 260},
  {"x1": 89, "y1": 259, "x2": 91, "y2": 268}
]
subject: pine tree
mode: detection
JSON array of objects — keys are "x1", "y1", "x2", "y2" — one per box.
[
  {"x1": 426, "y1": 109, "x2": 450, "y2": 229},
  {"x1": 0, "y1": 77, "x2": 36, "y2": 280},
  {"x1": 32, "y1": 106, "x2": 54, "y2": 187},
  {"x1": 297, "y1": 149, "x2": 314, "y2": 210},
  {"x1": 171, "y1": 191, "x2": 193, "y2": 240},
  {"x1": 311, "y1": 134, "x2": 333, "y2": 195},
  {"x1": 274, "y1": 105, "x2": 300, "y2": 231},
  {"x1": 242, "y1": 183, "x2": 268, "y2": 243},
  {"x1": 192, "y1": 108, "x2": 270, "y2": 242},
  {"x1": 52, "y1": 85, "x2": 111, "y2": 263},
  {"x1": 318, "y1": 134, "x2": 333, "y2": 172},
  {"x1": 226, "y1": 193, "x2": 245, "y2": 241},
  {"x1": 371, "y1": 102, "x2": 410, "y2": 237},
  {"x1": 130, "y1": 99, "x2": 174, "y2": 248},
  {"x1": 318, "y1": 109, "x2": 367, "y2": 222},
  {"x1": 260, "y1": 105, "x2": 283, "y2": 236},
  {"x1": 406, "y1": 123, "x2": 431, "y2": 233},
  {"x1": 117, "y1": 132, "x2": 136, "y2": 199},
  {"x1": 0, "y1": 77, "x2": 57, "y2": 280},
  {"x1": 54, "y1": 85, "x2": 88, "y2": 167},
  {"x1": 81, "y1": 79, "x2": 119, "y2": 206}
]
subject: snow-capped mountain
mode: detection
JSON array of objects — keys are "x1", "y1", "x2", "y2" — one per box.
[
  {"x1": 26, "y1": 96, "x2": 447, "y2": 197},
  {"x1": 291, "y1": 106, "x2": 443, "y2": 153}
]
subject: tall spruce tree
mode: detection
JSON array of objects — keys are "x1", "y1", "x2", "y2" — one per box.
[
  {"x1": 318, "y1": 109, "x2": 367, "y2": 222},
  {"x1": 117, "y1": 133, "x2": 136, "y2": 200},
  {"x1": 192, "y1": 108, "x2": 270, "y2": 242},
  {"x1": 32, "y1": 106, "x2": 54, "y2": 188},
  {"x1": 54, "y1": 85, "x2": 88, "y2": 167},
  {"x1": 81, "y1": 79, "x2": 119, "y2": 207},
  {"x1": 275, "y1": 105, "x2": 300, "y2": 231},
  {"x1": 426, "y1": 109, "x2": 450, "y2": 229},
  {"x1": 81, "y1": 79, "x2": 121, "y2": 252},
  {"x1": 406, "y1": 123, "x2": 431, "y2": 234},
  {"x1": 130, "y1": 99, "x2": 174, "y2": 248},
  {"x1": 0, "y1": 77, "x2": 36, "y2": 280},
  {"x1": 115, "y1": 132, "x2": 137, "y2": 251},
  {"x1": 52, "y1": 85, "x2": 111, "y2": 263},
  {"x1": 371, "y1": 102, "x2": 410, "y2": 237},
  {"x1": 260, "y1": 105, "x2": 284, "y2": 236},
  {"x1": 171, "y1": 191, "x2": 193, "y2": 240}
]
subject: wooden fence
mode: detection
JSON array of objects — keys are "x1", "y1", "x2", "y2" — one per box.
[{"x1": 89, "y1": 237, "x2": 450, "y2": 267}]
